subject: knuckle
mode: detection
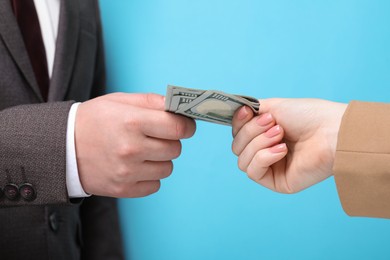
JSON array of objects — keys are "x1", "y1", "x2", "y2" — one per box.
[
  {"x1": 232, "y1": 128, "x2": 238, "y2": 138},
  {"x1": 116, "y1": 145, "x2": 130, "y2": 158},
  {"x1": 278, "y1": 185, "x2": 296, "y2": 194},
  {"x1": 237, "y1": 157, "x2": 247, "y2": 172},
  {"x1": 145, "y1": 93, "x2": 153, "y2": 104},
  {"x1": 143, "y1": 181, "x2": 161, "y2": 196},
  {"x1": 240, "y1": 125, "x2": 251, "y2": 139},
  {"x1": 116, "y1": 144, "x2": 140, "y2": 158},
  {"x1": 172, "y1": 118, "x2": 196, "y2": 139},
  {"x1": 125, "y1": 115, "x2": 141, "y2": 131},
  {"x1": 151, "y1": 181, "x2": 161, "y2": 193},
  {"x1": 112, "y1": 183, "x2": 130, "y2": 198},
  {"x1": 114, "y1": 165, "x2": 131, "y2": 181},
  {"x1": 145, "y1": 93, "x2": 163, "y2": 106},
  {"x1": 171, "y1": 141, "x2": 182, "y2": 159},
  {"x1": 231, "y1": 142, "x2": 239, "y2": 156},
  {"x1": 186, "y1": 120, "x2": 196, "y2": 137},
  {"x1": 246, "y1": 153, "x2": 263, "y2": 181},
  {"x1": 246, "y1": 165, "x2": 261, "y2": 182},
  {"x1": 174, "y1": 120, "x2": 187, "y2": 139},
  {"x1": 246, "y1": 170, "x2": 257, "y2": 182},
  {"x1": 160, "y1": 161, "x2": 174, "y2": 178},
  {"x1": 253, "y1": 150, "x2": 264, "y2": 162}
]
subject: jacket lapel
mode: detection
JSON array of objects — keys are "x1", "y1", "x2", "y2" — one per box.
[
  {"x1": 0, "y1": 1, "x2": 44, "y2": 102},
  {"x1": 48, "y1": 0, "x2": 80, "y2": 102}
]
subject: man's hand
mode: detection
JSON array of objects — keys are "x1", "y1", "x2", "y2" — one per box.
[
  {"x1": 75, "y1": 93, "x2": 196, "y2": 197},
  {"x1": 232, "y1": 98, "x2": 347, "y2": 193}
]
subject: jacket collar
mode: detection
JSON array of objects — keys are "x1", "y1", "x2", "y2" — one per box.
[
  {"x1": 0, "y1": 0, "x2": 80, "y2": 102},
  {"x1": 0, "y1": 0, "x2": 43, "y2": 102},
  {"x1": 49, "y1": 0, "x2": 80, "y2": 102}
]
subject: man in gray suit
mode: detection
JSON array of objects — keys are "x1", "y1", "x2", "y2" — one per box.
[{"x1": 0, "y1": 0, "x2": 196, "y2": 259}]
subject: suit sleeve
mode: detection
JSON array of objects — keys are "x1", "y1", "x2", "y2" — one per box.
[
  {"x1": 0, "y1": 101, "x2": 74, "y2": 206},
  {"x1": 334, "y1": 101, "x2": 390, "y2": 218}
]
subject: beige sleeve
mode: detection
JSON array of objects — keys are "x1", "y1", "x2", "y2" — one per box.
[{"x1": 334, "y1": 101, "x2": 390, "y2": 218}]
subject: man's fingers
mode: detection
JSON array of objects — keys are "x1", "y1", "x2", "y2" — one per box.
[
  {"x1": 141, "y1": 138, "x2": 182, "y2": 161},
  {"x1": 232, "y1": 106, "x2": 254, "y2": 137},
  {"x1": 107, "y1": 92, "x2": 166, "y2": 110},
  {"x1": 134, "y1": 109, "x2": 196, "y2": 140},
  {"x1": 125, "y1": 181, "x2": 162, "y2": 198},
  {"x1": 136, "y1": 161, "x2": 174, "y2": 181}
]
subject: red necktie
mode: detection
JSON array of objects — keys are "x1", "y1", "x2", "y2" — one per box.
[{"x1": 10, "y1": 0, "x2": 50, "y2": 101}]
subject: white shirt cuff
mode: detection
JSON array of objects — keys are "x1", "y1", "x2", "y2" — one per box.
[{"x1": 66, "y1": 102, "x2": 90, "y2": 198}]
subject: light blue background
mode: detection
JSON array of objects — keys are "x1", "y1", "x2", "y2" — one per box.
[{"x1": 99, "y1": 1, "x2": 390, "y2": 259}]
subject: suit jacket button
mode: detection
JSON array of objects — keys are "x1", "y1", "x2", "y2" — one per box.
[
  {"x1": 19, "y1": 183, "x2": 36, "y2": 201},
  {"x1": 4, "y1": 183, "x2": 19, "y2": 200},
  {"x1": 49, "y1": 212, "x2": 60, "y2": 232}
]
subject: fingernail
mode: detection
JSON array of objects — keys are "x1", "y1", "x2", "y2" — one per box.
[
  {"x1": 256, "y1": 113, "x2": 273, "y2": 126},
  {"x1": 237, "y1": 106, "x2": 249, "y2": 120},
  {"x1": 264, "y1": 125, "x2": 281, "y2": 138},
  {"x1": 270, "y1": 143, "x2": 287, "y2": 153}
]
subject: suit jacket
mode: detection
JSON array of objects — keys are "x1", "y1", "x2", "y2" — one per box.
[
  {"x1": 334, "y1": 101, "x2": 390, "y2": 219},
  {"x1": 0, "y1": 1, "x2": 124, "y2": 259}
]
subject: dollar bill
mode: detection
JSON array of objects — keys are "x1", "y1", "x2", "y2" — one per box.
[{"x1": 165, "y1": 85, "x2": 260, "y2": 125}]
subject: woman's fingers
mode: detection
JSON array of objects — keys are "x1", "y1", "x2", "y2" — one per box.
[
  {"x1": 232, "y1": 113, "x2": 275, "y2": 156},
  {"x1": 246, "y1": 143, "x2": 288, "y2": 185},
  {"x1": 237, "y1": 125, "x2": 284, "y2": 171},
  {"x1": 232, "y1": 106, "x2": 254, "y2": 137}
]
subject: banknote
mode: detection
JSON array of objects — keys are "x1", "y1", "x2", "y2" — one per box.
[{"x1": 165, "y1": 85, "x2": 259, "y2": 125}]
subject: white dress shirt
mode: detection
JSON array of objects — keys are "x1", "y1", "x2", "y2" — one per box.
[{"x1": 34, "y1": 0, "x2": 89, "y2": 198}]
